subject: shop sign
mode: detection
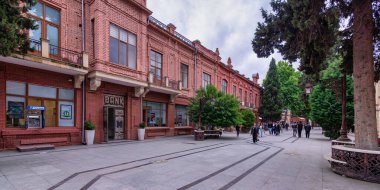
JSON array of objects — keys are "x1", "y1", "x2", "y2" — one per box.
[
  {"x1": 60, "y1": 104, "x2": 72, "y2": 119},
  {"x1": 26, "y1": 106, "x2": 46, "y2": 110},
  {"x1": 104, "y1": 94, "x2": 125, "y2": 107}
]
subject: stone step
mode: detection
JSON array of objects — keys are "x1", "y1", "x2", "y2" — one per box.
[{"x1": 17, "y1": 144, "x2": 55, "y2": 152}]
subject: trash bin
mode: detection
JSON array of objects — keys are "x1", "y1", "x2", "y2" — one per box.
[{"x1": 194, "y1": 130, "x2": 204, "y2": 141}]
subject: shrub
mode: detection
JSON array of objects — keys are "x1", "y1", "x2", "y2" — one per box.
[
  {"x1": 139, "y1": 122, "x2": 146, "y2": 129},
  {"x1": 84, "y1": 120, "x2": 95, "y2": 130}
]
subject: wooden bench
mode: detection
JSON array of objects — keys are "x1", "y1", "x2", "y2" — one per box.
[
  {"x1": 204, "y1": 130, "x2": 223, "y2": 139},
  {"x1": 20, "y1": 137, "x2": 67, "y2": 145},
  {"x1": 17, "y1": 137, "x2": 68, "y2": 152}
]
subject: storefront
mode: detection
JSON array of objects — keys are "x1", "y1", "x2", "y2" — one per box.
[
  {"x1": 1, "y1": 63, "x2": 83, "y2": 149},
  {"x1": 6, "y1": 81, "x2": 75, "y2": 128}
]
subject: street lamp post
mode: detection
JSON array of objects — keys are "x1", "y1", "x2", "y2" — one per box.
[
  {"x1": 304, "y1": 81, "x2": 313, "y2": 125},
  {"x1": 305, "y1": 81, "x2": 313, "y2": 95},
  {"x1": 337, "y1": 72, "x2": 351, "y2": 141}
]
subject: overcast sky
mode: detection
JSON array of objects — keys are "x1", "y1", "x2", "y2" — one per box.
[{"x1": 147, "y1": 0, "x2": 299, "y2": 84}]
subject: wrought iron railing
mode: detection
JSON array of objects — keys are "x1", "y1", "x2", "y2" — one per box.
[
  {"x1": 149, "y1": 74, "x2": 180, "y2": 91},
  {"x1": 168, "y1": 79, "x2": 179, "y2": 90},
  {"x1": 29, "y1": 39, "x2": 41, "y2": 52},
  {"x1": 148, "y1": 16, "x2": 194, "y2": 47},
  {"x1": 148, "y1": 16, "x2": 168, "y2": 30},
  {"x1": 174, "y1": 31, "x2": 194, "y2": 47},
  {"x1": 27, "y1": 39, "x2": 83, "y2": 67},
  {"x1": 49, "y1": 44, "x2": 82, "y2": 66},
  {"x1": 152, "y1": 77, "x2": 164, "y2": 87}
]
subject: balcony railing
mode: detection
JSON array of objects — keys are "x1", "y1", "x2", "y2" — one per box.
[
  {"x1": 148, "y1": 73, "x2": 181, "y2": 91},
  {"x1": 49, "y1": 44, "x2": 82, "y2": 66},
  {"x1": 30, "y1": 39, "x2": 42, "y2": 52},
  {"x1": 28, "y1": 39, "x2": 88, "y2": 68},
  {"x1": 168, "y1": 79, "x2": 179, "y2": 90}
]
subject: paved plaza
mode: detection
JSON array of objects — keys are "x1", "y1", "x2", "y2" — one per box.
[{"x1": 0, "y1": 129, "x2": 379, "y2": 190}]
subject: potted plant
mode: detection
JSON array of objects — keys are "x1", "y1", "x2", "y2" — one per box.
[
  {"x1": 85, "y1": 120, "x2": 95, "y2": 145},
  {"x1": 138, "y1": 122, "x2": 146, "y2": 141}
]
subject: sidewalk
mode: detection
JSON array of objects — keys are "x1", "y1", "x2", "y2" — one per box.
[{"x1": 0, "y1": 129, "x2": 378, "y2": 190}]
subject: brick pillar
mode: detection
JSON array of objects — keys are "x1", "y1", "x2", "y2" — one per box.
[
  {"x1": 0, "y1": 64, "x2": 5, "y2": 132},
  {"x1": 167, "y1": 103, "x2": 175, "y2": 136}
]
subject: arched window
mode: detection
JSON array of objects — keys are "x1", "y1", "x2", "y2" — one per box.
[{"x1": 222, "y1": 80, "x2": 227, "y2": 93}]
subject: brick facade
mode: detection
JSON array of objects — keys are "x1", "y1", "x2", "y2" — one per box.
[{"x1": 0, "y1": 0, "x2": 262, "y2": 149}]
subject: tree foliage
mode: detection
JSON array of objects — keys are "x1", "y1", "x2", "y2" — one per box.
[
  {"x1": 0, "y1": 0, "x2": 37, "y2": 56},
  {"x1": 212, "y1": 94, "x2": 242, "y2": 128},
  {"x1": 241, "y1": 109, "x2": 255, "y2": 127},
  {"x1": 188, "y1": 85, "x2": 241, "y2": 128},
  {"x1": 260, "y1": 58, "x2": 283, "y2": 122},
  {"x1": 309, "y1": 58, "x2": 354, "y2": 139},
  {"x1": 252, "y1": 0, "x2": 340, "y2": 76},
  {"x1": 252, "y1": 0, "x2": 379, "y2": 149},
  {"x1": 277, "y1": 61, "x2": 305, "y2": 115}
]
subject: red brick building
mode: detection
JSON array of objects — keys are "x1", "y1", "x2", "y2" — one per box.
[{"x1": 0, "y1": 0, "x2": 262, "y2": 149}]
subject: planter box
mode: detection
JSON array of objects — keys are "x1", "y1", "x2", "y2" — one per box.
[
  {"x1": 138, "y1": 128, "x2": 145, "y2": 141},
  {"x1": 194, "y1": 130, "x2": 204, "y2": 141},
  {"x1": 85, "y1": 130, "x2": 95, "y2": 145}
]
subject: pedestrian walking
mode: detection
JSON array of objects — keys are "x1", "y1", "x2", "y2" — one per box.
[
  {"x1": 292, "y1": 123, "x2": 297, "y2": 137},
  {"x1": 235, "y1": 125, "x2": 240, "y2": 137},
  {"x1": 268, "y1": 123, "x2": 273, "y2": 135},
  {"x1": 285, "y1": 123, "x2": 289, "y2": 131},
  {"x1": 297, "y1": 122, "x2": 303, "y2": 138},
  {"x1": 305, "y1": 123, "x2": 312, "y2": 138},
  {"x1": 251, "y1": 125, "x2": 258, "y2": 143},
  {"x1": 259, "y1": 123, "x2": 263, "y2": 137}
]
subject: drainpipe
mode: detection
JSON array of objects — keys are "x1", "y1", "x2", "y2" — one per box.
[
  {"x1": 140, "y1": 97, "x2": 143, "y2": 123},
  {"x1": 81, "y1": 0, "x2": 86, "y2": 144},
  {"x1": 194, "y1": 46, "x2": 198, "y2": 96}
]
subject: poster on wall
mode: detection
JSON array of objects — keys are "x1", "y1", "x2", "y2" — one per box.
[
  {"x1": 60, "y1": 104, "x2": 72, "y2": 119},
  {"x1": 8, "y1": 101, "x2": 24, "y2": 118}
]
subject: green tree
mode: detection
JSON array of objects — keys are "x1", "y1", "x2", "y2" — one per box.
[
  {"x1": 276, "y1": 61, "x2": 304, "y2": 116},
  {"x1": 241, "y1": 109, "x2": 255, "y2": 132},
  {"x1": 211, "y1": 94, "x2": 242, "y2": 128},
  {"x1": 252, "y1": 0, "x2": 379, "y2": 150},
  {"x1": 188, "y1": 85, "x2": 241, "y2": 129},
  {"x1": 0, "y1": 0, "x2": 37, "y2": 56},
  {"x1": 309, "y1": 85, "x2": 341, "y2": 139},
  {"x1": 309, "y1": 58, "x2": 354, "y2": 139},
  {"x1": 260, "y1": 58, "x2": 283, "y2": 122}
]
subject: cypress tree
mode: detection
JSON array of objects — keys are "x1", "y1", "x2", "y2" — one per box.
[{"x1": 260, "y1": 58, "x2": 283, "y2": 122}]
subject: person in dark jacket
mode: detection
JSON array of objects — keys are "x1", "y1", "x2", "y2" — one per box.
[
  {"x1": 235, "y1": 125, "x2": 240, "y2": 137},
  {"x1": 292, "y1": 123, "x2": 297, "y2": 137},
  {"x1": 268, "y1": 123, "x2": 273, "y2": 135},
  {"x1": 251, "y1": 125, "x2": 258, "y2": 143},
  {"x1": 297, "y1": 122, "x2": 303, "y2": 138},
  {"x1": 304, "y1": 123, "x2": 312, "y2": 138}
]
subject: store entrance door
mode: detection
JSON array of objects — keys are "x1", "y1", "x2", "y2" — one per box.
[
  {"x1": 103, "y1": 94, "x2": 125, "y2": 142},
  {"x1": 104, "y1": 107, "x2": 124, "y2": 141}
]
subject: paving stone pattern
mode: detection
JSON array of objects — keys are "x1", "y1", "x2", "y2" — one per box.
[{"x1": 0, "y1": 129, "x2": 379, "y2": 190}]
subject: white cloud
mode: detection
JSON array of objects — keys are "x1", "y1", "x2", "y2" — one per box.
[{"x1": 147, "y1": 0, "x2": 299, "y2": 84}]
